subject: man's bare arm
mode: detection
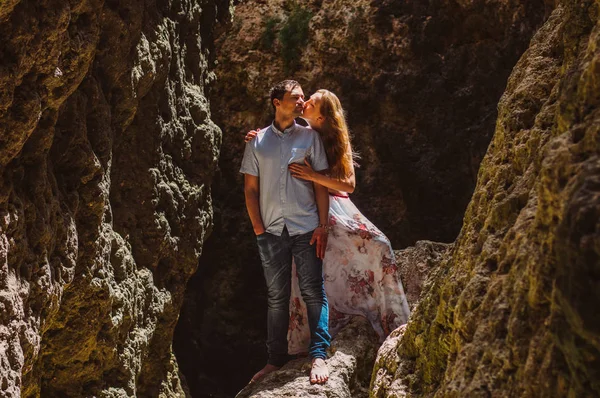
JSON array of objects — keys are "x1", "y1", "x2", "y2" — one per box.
[
  {"x1": 314, "y1": 182, "x2": 329, "y2": 226},
  {"x1": 244, "y1": 174, "x2": 266, "y2": 235},
  {"x1": 310, "y1": 182, "x2": 330, "y2": 259}
]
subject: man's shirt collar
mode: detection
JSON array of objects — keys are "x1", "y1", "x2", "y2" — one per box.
[{"x1": 271, "y1": 120, "x2": 297, "y2": 136}]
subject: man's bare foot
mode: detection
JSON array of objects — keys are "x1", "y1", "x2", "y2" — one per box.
[
  {"x1": 310, "y1": 358, "x2": 328, "y2": 384},
  {"x1": 249, "y1": 364, "x2": 280, "y2": 384}
]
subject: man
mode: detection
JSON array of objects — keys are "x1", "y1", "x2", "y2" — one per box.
[{"x1": 240, "y1": 80, "x2": 331, "y2": 384}]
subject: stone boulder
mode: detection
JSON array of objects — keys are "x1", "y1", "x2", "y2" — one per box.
[
  {"x1": 235, "y1": 316, "x2": 379, "y2": 398},
  {"x1": 394, "y1": 241, "x2": 453, "y2": 310}
]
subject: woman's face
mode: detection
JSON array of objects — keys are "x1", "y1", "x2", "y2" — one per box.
[{"x1": 302, "y1": 92, "x2": 323, "y2": 126}]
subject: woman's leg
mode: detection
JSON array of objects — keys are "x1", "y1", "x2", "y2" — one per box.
[{"x1": 287, "y1": 260, "x2": 311, "y2": 355}]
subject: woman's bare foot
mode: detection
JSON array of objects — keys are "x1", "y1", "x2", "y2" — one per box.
[
  {"x1": 310, "y1": 358, "x2": 329, "y2": 384},
  {"x1": 249, "y1": 364, "x2": 280, "y2": 384}
]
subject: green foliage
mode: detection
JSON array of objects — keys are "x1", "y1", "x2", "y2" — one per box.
[
  {"x1": 259, "y1": 17, "x2": 280, "y2": 51},
  {"x1": 278, "y1": 3, "x2": 313, "y2": 71},
  {"x1": 282, "y1": 0, "x2": 297, "y2": 12}
]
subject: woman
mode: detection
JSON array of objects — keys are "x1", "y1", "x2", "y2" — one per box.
[{"x1": 246, "y1": 89, "x2": 410, "y2": 355}]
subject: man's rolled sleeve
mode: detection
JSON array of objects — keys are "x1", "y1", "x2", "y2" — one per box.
[
  {"x1": 310, "y1": 132, "x2": 329, "y2": 172},
  {"x1": 240, "y1": 141, "x2": 259, "y2": 176}
]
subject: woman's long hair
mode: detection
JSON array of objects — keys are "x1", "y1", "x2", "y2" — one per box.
[{"x1": 316, "y1": 89, "x2": 358, "y2": 179}]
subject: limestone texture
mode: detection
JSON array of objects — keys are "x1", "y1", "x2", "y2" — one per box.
[
  {"x1": 0, "y1": 0, "x2": 232, "y2": 396},
  {"x1": 370, "y1": 325, "x2": 408, "y2": 398},
  {"x1": 235, "y1": 316, "x2": 380, "y2": 398},
  {"x1": 394, "y1": 241, "x2": 452, "y2": 310},
  {"x1": 176, "y1": 1, "x2": 553, "y2": 396},
  {"x1": 374, "y1": 0, "x2": 600, "y2": 396}
]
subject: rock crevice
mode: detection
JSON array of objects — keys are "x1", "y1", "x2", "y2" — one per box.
[{"x1": 175, "y1": 0, "x2": 552, "y2": 395}]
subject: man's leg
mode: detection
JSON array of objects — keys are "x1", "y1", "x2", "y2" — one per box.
[
  {"x1": 253, "y1": 229, "x2": 293, "y2": 382},
  {"x1": 291, "y1": 231, "x2": 331, "y2": 384}
]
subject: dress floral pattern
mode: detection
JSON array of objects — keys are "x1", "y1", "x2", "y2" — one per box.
[{"x1": 287, "y1": 194, "x2": 411, "y2": 354}]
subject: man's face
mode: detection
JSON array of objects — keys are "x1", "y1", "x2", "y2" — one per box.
[{"x1": 275, "y1": 86, "x2": 305, "y2": 118}]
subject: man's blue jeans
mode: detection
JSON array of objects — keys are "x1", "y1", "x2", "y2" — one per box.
[{"x1": 256, "y1": 227, "x2": 331, "y2": 367}]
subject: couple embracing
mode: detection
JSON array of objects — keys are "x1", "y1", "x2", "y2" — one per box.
[{"x1": 240, "y1": 80, "x2": 410, "y2": 385}]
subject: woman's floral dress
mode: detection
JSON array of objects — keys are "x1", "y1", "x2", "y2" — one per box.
[{"x1": 287, "y1": 194, "x2": 411, "y2": 354}]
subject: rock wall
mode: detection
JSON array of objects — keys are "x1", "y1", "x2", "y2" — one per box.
[
  {"x1": 175, "y1": 1, "x2": 553, "y2": 396},
  {"x1": 210, "y1": 0, "x2": 554, "y2": 246},
  {"x1": 373, "y1": 0, "x2": 600, "y2": 395},
  {"x1": 0, "y1": 0, "x2": 231, "y2": 396}
]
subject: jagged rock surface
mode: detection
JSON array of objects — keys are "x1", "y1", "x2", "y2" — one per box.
[
  {"x1": 370, "y1": 325, "x2": 408, "y2": 398},
  {"x1": 374, "y1": 1, "x2": 600, "y2": 396},
  {"x1": 0, "y1": 0, "x2": 231, "y2": 396},
  {"x1": 235, "y1": 316, "x2": 379, "y2": 398},
  {"x1": 176, "y1": 1, "x2": 552, "y2": 396},
  {"x1": 370, "y1": 241, "x2": 450, "y2": 396},
  {"x1": 394, "y1": 241, "x2": 452, "y2": 310}
]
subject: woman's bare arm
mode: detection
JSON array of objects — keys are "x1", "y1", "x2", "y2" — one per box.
[
  {"x1": 312, "y1": 168, "x2": 355, "y2": 193},
  {"x1": 289, "y1": 156, "x2": 356, "y2": 193}
]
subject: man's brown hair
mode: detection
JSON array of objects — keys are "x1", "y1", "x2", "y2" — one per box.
[{"x1": 269, "y1": 80, "x2": 300, "y2": 112}]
